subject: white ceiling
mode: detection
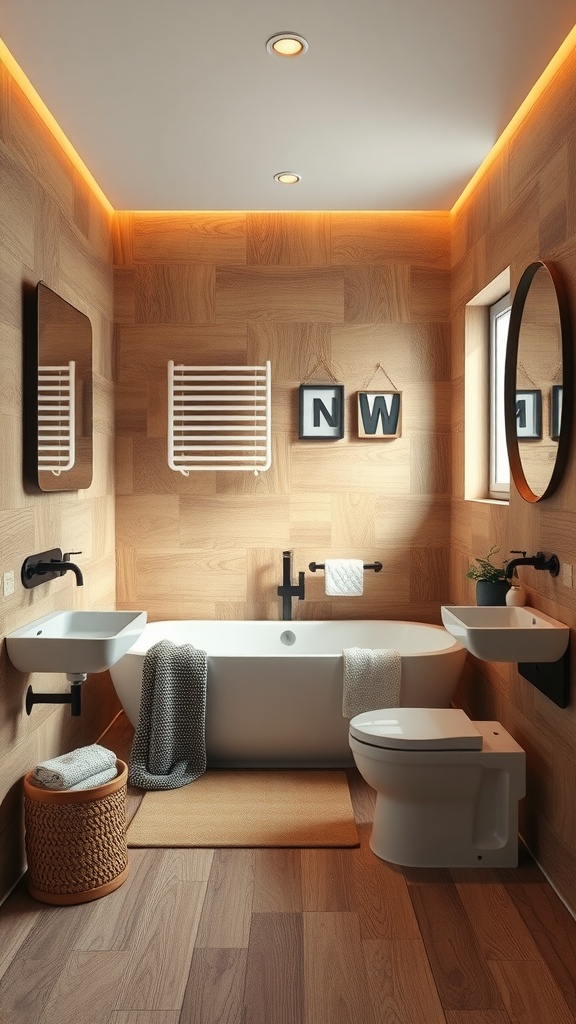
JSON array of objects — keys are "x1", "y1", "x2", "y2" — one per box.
[{"x1": 1, "y1": 2, "x2": 575, "y2": 211}]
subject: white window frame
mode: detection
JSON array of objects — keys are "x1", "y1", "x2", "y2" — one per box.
[{"x1": 489, "y1": 293, "x2": 511, "y2": 499}]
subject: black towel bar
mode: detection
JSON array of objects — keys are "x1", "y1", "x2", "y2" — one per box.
[{"x1": 308, "y1": 561, "x2": 382, "y2": 573}]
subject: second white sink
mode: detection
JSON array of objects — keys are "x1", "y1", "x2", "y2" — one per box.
[
  {"x1": 6, "y1": 610, "x2": 147, "y2": 675},
  {"x1": 441, "y1": 605, "x2": 570, "y2": 663}
]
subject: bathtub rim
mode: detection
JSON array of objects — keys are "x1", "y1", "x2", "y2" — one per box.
[{"x1": 122, "y1": 618, "x2": 465, "y2": 659}]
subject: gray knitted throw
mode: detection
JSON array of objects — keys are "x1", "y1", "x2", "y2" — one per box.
[{"x1": 129, "y1": 639, "x2": 208, "y2": 790}]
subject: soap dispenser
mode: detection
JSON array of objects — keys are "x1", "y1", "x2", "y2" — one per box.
[{"x1": 506, "y1": 572, "x2": 526, "y2": 607}]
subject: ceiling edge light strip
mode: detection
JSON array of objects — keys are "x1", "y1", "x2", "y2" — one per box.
[
  {"x1": 274, "y1": 172, "x2": 301, "y2": 184},
  {"x1": 0, "y1": 37, "x2": 114, "y2": 215},
  {"x1": 451, "y1": 24, "x2": 576, "y2": 217},
  {"x1": 266, "y1": 33, "x2": 308, "y2": 57}
]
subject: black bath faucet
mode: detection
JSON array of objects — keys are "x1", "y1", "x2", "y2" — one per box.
[
  {"x1": 505, "y1": 550, "x2": 560, "y2": 580},
  {"x1": 277, "y1": 550, "x2": 305, "y2": 621}
]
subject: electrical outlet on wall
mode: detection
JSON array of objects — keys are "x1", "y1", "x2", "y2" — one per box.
[
  {"x1": 562, "y1": 563, "x2": 573, "y2": 588},
  {"x1": 3, "y1": 571, "x2": 14, "y2": 597}
]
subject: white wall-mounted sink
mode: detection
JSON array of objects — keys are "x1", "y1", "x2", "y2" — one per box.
[
  {"x1": 6, "y1": 610, "x2": 147, "y2": 675},
  {"x1": 441, "y1": 605, "x2": 570, "y2": 663}
]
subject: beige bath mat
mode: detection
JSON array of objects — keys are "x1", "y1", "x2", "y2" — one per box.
[{"x1": 126, "y1": 770, "x2": 359, "y2": 848}]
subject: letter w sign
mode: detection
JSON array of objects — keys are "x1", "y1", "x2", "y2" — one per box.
[{"x1": 358, "y1": 391, "x2": 402, "y2": 439}]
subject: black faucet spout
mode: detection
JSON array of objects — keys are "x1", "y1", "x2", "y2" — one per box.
[
  {"x1": 37, "y1": 560, "x2": 84, "y2": 586},
  {"x1": 505, "y1": 551, "x2": 560, "y2": 580},
  {"x1": 277, "y1": 550, "x2": 305, "y2": 621}
]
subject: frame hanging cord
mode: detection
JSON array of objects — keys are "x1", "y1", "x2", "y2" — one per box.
[{"x1": 362, "y1": 362, "x2": 399, "y2": 391}]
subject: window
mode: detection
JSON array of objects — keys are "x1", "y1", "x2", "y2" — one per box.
[
  {"x1": 489, "y1": 293, "x2": 511, "y2": 498},
  {"x1": 464, "y1": 267, "x2": 510, "y2": 503}
]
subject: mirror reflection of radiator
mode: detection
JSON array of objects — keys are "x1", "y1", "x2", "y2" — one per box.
[
  {"x1": 168, "y1": 361, "x2": 271, "y2": 475},
  {"x1": 38, "y1": 361, "x2": 76, "y2": 475}
]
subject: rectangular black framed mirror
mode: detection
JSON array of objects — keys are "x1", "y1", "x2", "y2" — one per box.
[{"x1": 24, "y1": 282, "x2": 93, "y2": 492}]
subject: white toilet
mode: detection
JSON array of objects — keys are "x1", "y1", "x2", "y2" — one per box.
[{"x1": 349, "y1": 707, "x2": 525, "y2": 868}]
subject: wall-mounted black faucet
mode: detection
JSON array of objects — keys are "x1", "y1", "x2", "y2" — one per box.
[
  {"x1": 505, "y1": 551, "x2": 560, "y2": 580},
  {"x1": 277, "y1": 550, "x2": 305, "y2": 621},
  {"x1": 21, "y1": 548, "x2": 84, "y2": 588}
]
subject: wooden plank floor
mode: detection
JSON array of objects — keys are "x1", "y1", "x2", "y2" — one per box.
[{"x1": 2, "y1": 712, "x2": 576, "y2": 1023}]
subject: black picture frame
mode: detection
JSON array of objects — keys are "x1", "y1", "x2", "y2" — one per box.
[
  {"x1": 299, "y1": 384, "x2": 344, "y2": 439},
  {"x1": 551, "y1": 385, "x2": 563, "y2": 441},
  {"x1": 515, "y1": 389, "x2": 542, "y2": 439},
  {"x1": 357, "y1": 390, "x2": 402, "y2": 438}
]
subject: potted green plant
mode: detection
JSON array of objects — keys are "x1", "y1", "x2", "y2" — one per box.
[{"x1": 466, "y1": 546, "x2": 510, "y2": 606}]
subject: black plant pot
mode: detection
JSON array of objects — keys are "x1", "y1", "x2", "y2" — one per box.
[{"x1": 475, "y1": 580, "x2": 510, "y2": 606}]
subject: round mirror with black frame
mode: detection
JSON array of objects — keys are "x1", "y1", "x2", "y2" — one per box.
[{"x1": 504, "y1": 260, "x2": 573, "y2": 503}]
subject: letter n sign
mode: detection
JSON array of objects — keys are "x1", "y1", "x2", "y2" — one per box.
[
  {"x1": 357, "y1": 391, "x2": 402, "y2": 439},
  {"x1": 299, "y1": 385, "x2": 344, "y2": 439}
]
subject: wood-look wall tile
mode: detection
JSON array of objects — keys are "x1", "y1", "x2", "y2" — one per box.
[
  {"x1": 215, "y1": 266, "x2": 345, "y2": 323},
  {"x1": 134, "y1": 550, "x2": 247, "y2": 604},
  {"x1": 288, "y1": 494, "x2": 332, "y2": 546},
  {"x1": 116, "y1": 496, "x2": 180, "y2": 549},
  {"x1": 115, "y1": 384, "x2": 148, "y2": 436},
  {"x1": 409, "y1": 546, "x2": 449, "y2": 601},
  {"x1": 331, "y1": 493, "x2": 376, "y2": 547},
  {"x1": 330, "y1": 212, "x2": 450, "y2": 267},
  {"x1": 116, "y1": 325, "x2": 248, "y2": 383},
  {"x1": 111, "y1": 211, "x2": 133, "y2": 266},
  {"x1": 134, "y1": 264, "x2": 215, "y2": 324},
  {"x1": 114, "y1": 268, "x2": 136, "y2": 324},
  {"x1": 0, "y1": 145, "x2": 36, "y2": 265},
  {"x1": 247, "y1": 212, "x2": 330, "y2": 266},
  {"x1": 538, "y1": 144, "x2": 569, "y2": 255},
  {"x1": 291, "y1": 442, "x2": 411, "y2": 494},
  {"x1": 410, "y1": 267, "x2": 451, "y2": 321},
  {"x1": 374, "y1": 496, "x2": 451, "y2": 548},
  {"x1": 7, "y1": 85, "x2": 74, "y2": 218},
  {"x1": 343, "y1": 265, "x2": 411, "y2": 323},
  {"x1": 132, "y1": 213, "x2": 247, "y2": 264},
  {"x1": 132, "y1": 439, "x2": 217, "y2": 495},
  {"x1": 410, "y1": 434, "x2": 452, "y2": 494},
  {"x1": 247, "y1": 322, "x2": 332, "y2": 382},
  {"x1": 179, "y1": 495, "x2": 289, "y2": 547},
  {"x1": 507, "y1": 47, "x2": 576, "y2": 206}
]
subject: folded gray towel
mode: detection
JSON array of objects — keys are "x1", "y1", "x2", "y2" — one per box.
[
  {"x1": 69, "y1": 766, "x2": 118, "y2": 791},
  {"x1": 33, "y1": 744, "x2": 117, "y2": 789}
]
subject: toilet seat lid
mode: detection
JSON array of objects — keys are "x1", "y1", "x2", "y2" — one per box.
[{"x1": 349, "y1": 708, "x2": 483, "y2": 750}]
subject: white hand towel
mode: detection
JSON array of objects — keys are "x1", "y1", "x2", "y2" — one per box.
[
  {"x1": 33, "y1": 744, "x2": 117, "y2": 790},
  {"x1": 342, "y1": 647, "x2": 402, "y2": 718},
  {"x1": 324, "y1": 559, "x2": 364, "y2": 596}
]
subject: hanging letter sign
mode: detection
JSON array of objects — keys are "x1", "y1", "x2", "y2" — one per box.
[
  {"x1": 357, "y1": 391, "x2": 402, "y2": 439},
  {"x1": 299, "y1": 385, "x2": 344, "y2": 439}
]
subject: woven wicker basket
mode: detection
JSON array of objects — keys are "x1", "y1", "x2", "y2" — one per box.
[{"x1": 23, "y1": 758, "x2": 129, "y2": 905}]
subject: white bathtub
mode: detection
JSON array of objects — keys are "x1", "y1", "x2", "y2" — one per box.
[{"x1": 110, "y1": 620, "x2": 466, "y2": 768}]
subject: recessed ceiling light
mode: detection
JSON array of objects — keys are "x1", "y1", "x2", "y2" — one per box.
[
  {"x1": 274, "y1": 172, "x2": 301, "y2": 185},
  {"x1": 266, "y1": 33, "x2": 308, "y2": 57}
]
